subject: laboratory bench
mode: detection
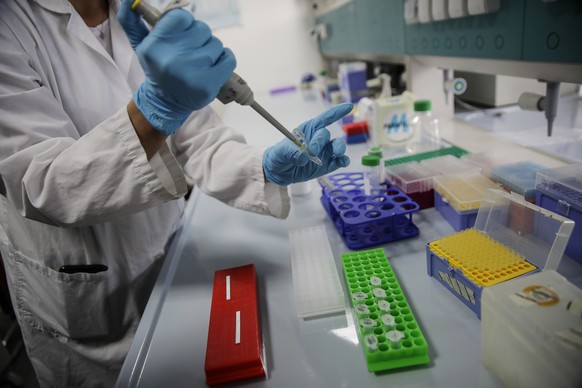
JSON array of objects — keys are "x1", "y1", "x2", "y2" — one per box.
[{"x1": 116, "y1": 90, "x2": 582, "y2": 388}]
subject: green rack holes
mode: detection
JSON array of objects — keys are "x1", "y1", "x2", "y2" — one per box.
[{"x1": 342, "y1": 248, "x2": 430, "y2": 372}]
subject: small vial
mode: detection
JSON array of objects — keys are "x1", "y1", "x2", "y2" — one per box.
[
  {"x1": 352, "y1": 291, "x2": 368, "y2": 302},
  {"x1": 364, "y1": 334, "x2": 379, "y2": 351},
  {"x1": 381, "y1": 314, "x2": 396, "y2": 328},
  {"x1": 368, "y1": 147, "x2": 385, "y2": 188},
  {"x1": 372, "y1": 288, "x2": 387, "y2": 299},
  {"x1": 360, "y1": 317, "x2": 378, "y2": 333},
  {"x1": 387, "y1": 330, "x2": 404, "y2": 348},
  {"x1": 370, "y1": 276, "x2": 382, "y2": 286},
  {"x1": 361, "y1": 155, "x2": 381, "y2": 196},
  {"x1": 354, "y1": 304, "x2": 370, "y2": 317},
  {"x1": 377, "y1": 300, "x2": 391, "y2": 312}
]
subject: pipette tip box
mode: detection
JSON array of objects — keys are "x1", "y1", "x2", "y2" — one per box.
[
  {"x1": 535, "y1": 163, "x2": 582, "y2": 264},
  {"x1": 426, "y1": 190, "x2": 574, "y2": 318},
  {"x1": 433, "y1": 171, "x2": 501, "y2": 231},
  {"x1": 489, "y1": 160, "x2": 547, "y2": 202},
  {"x1": 204, "y1": 264, "x2": 266, "y2": 386},
  {"x1": 341, "y1": 248, "x2": 430, "y2": 372},
  {"x1": 320, "y1": 172, "x2": 420, "y2": 249}
]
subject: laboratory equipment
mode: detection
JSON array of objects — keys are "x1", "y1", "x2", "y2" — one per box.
[
  {"x1": 131, "y1": 0, "x2": 322, "y2": 165},
  {"x1": 342, "y1": 121, "x2": 369, "y2": 145},
  {"x1": 338, "y1": 61, "x2": 368, "y2": 103},
  {"x1": 385, "y1": 145, "x2": 469, "y2": 167},
  {"x1": 341, "y1": 248, "x2": 430, "y2": 372},
  {"x1": 385, "y1": 161, "x2": 437, "y2": 209},
  {"x1": 361, "y1": 155, "x2": 381, "y2": 196},
  {"x1": 204, "y1": 264, "x2": 266, "y2": 385},
  {"x1": 315, "y1": 0, "x2": 582, "y2": 134},
  {"x1": 535, "y1": 163, "x2": 582, "y2": 264},
  {"x1": 369, "y1": 92, "x2": 416, "y2": 148},
  {"x1": 489, "y1": 161, "x2": 547, "y2": 202},
  {"x1": 517, "y1": 81, "x2": 561, "y2": 136},
  {"x1": 406, "y1": 99, "x2": 441, "y2": 154},
  {"x1": 427, "y1": 189, "x2": 575, "y2": 318},
  {"x1": 319, "y1": 172, "x2": 419, "y2": 249},
  {"x1": 482, "y1": 270, "x2": 582, "y2": 388},
  {"x1": 433, "y1": 170, "x2": 502, "y2": 231},
  {"x1": 288, "y1": 226, "x2": 345, "y2": 319}
]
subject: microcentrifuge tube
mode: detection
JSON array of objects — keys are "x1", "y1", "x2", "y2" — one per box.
[
  {"x1": 364, "y1": 334, "x2": 379, "y2": 352},
  {"x1": 352, "y1": 292, "x2": 368, "y2": 302},
  {"x1": 372, "y1": 288, "x2": 387, "y2": 299},
  {"x1": 360, "y1": 318, "x2": 377, "y2": 333},
  {"x1": 387, "y1": 330, "x2": 404, "y2": 348},
  {"x1": 377, "y1": 300, "x2": 391, "y2": 312},
  {"x1": 381, "y1": 314, "x2": 396, "y2": 328},
  {"x1": 354, "y1": 304, "x2": 370, "y2": 317},
  {"x1": 370, "y1": 276, "x2": 382, "y2": 286}
]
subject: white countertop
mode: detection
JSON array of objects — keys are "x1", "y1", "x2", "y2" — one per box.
[{"x1": 116, "y1": 90, "x2": 581, "y2": 388}]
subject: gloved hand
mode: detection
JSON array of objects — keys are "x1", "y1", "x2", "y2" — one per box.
[
  {"x1": 263, "y1": 103, "x2": 354, "y2": 186},
  {"x1": 118, "y1": 2, "x2": 236, "y2": 135}
]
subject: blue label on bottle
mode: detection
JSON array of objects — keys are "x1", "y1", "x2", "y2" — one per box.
[{"x1": 383, "y1": 112, "x2": 413, "y2": 143}]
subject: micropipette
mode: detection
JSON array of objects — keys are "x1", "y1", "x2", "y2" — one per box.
[{"x1": 130, "y1": 0, "x2": 323, "y2": 165}]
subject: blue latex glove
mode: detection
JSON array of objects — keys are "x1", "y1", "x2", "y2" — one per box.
[
  {"x1": 118, "y1": 2, "x2": 236, "y2": 135},
  {"x1": 263, "y1": 103, "x2": 354, "y2": 186}
]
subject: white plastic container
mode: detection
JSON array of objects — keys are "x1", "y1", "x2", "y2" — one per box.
[
  {"x1": 482, "y1": 270, "x2": 582, "y2": 388},
  {"x1": 369, "y1": 91, "x2": 416, "y2": 148}
]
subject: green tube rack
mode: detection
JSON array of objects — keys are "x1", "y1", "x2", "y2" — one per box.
[{"x1": 341, "y1": 249, "x2": 429, "y2": 372}]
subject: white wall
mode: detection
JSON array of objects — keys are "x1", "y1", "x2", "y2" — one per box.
[{"x1": 212, "y1": 0, "x2": 325, "y2": 94}]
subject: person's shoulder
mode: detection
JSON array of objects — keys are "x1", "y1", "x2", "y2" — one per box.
[{"x1": 0, "y1": 1, "x2": 40, "y2": 55}]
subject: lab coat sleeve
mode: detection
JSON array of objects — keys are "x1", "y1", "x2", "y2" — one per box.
[
  {"x1": 0, "y1": 29, "x2": 187, "y2": 227},
  {"x1": 170, "y1": 108, "x2": 291, "y2": 219}
]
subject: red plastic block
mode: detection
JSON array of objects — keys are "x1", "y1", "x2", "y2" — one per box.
[
  {"x1": 205, "y1": 264, "x2": 266, "y2": 386},
  {"x1": 342, "y1": 121, "x2": 368, "y2": 136}
]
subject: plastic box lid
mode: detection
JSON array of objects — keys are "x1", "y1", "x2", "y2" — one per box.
[
  {"x1": 474, "y1": 190, "x2": 575, "y2": 271},
  {"x1": 433, "y1": 170, "x2": 501, "y2": 211},
  {"x1": 420, "y1": 155, "x2": 480, "y2": 176},
  {"x1": 481, "y1": 270, "x2": 582, "y2": 388},
  {"x1": 460, "y1": 152, "x2": 507, "y2": 176},
  {"x1": 489, "y1": 161, "x2": 546, "y2": 201},
  {"x1": 385, "y1": 161, "x2": 436, "y2": 193},
  {"x1": 535, "y1": 163, "x2": 582, "y2": 212}
]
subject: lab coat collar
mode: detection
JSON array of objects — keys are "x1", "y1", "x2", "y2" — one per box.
[
  {"x1": 32, "y1": 0, "x2": 121, "y2": 14},
  {"x1": 32, "y1": 0, "x2": 73, "y2": 14}
]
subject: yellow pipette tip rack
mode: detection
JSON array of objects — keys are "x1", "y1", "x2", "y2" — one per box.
[{"x1": 429, "y1": 228, "x2": 537, "y2": 288}]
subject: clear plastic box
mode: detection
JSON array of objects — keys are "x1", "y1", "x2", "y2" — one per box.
[
  {"x1": 433, "y1": 171, "x2": 501, "y2": 212},
  {"x1": 482, "y1": 270, "x2": 582, "y2": 388},
  {"x1": 385, "y1": 161, "x2": 436, "y2": 209},
  {"x1": 460, "y1": 152, "x2": 507, "y2": 177},
  {"x1": 426, "y1": 189, "x2": 575, "y2": 317},
  {"x1": 490, "y1": 161, "x2": 547, "y2": 202},
  {"x1": 535, "y1": 163, "x2": 582, "y2": 264},
  {"x1": 420, "y1": 155, "x2": 480, "y2": 176},
  {"x1": 433, "y1": 170, "x2": 501, "y2": 231}
]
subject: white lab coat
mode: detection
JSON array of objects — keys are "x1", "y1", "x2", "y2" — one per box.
[{"x1": 0, "y1": 0, "x2": 290, "y2": 387}]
